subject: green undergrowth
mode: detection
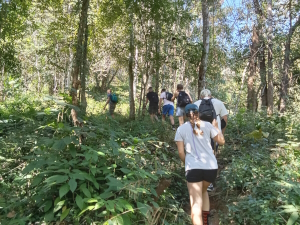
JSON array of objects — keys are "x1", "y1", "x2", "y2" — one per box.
[
  {"x1": 218, "y1": 109, "x2": 300, "y2": 225},
  {"x1": 0, "y1": 93, "x2": 190, "y2": 224}
]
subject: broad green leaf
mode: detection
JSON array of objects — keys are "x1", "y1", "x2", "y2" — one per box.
[
  {"x1": 54, "y1": 197, "x2": 61, "y2": 206},
  {"x1": 118, "y1": 199, "x2": 134, "y2": 212},
  {"x1": 59, "y1": 184, "x2": 70, "y2": 198},
  {"x1": 52, "y1": 140, "x2": 67, "y2": 150},
  {"x1": 58, "y1": 123, "x2": 64, "y2": 128},
  {"x1": 280, "y1": 205, "x2": 298, "y2": 213},
  {"x1": 120, "y1": 168, "x2": 131, "y2": 174},
  {"x1": 85, "y1": 198, "x2": 98, "y2": 203},
  {"x1": 44, "y1": 210, "x2": 54, "y2": 222},
  {"x1": 122, "y1": 214, "x2": 131, "y2": 225},
  {"x1": 44, "y1": 200, "x2": 52, "y2": 212},
  {"x1": 94, "y1": 201, "x2": 104, "y2": 210},
  {"x1": 63, "y1": 136, "x2": 72, "y2": 145},
  {"x1": 60, "y1": 208, "x2": 70, "y2": 221},
  {"x1": 69, "y1": 143, "x2": 77, "y2": 158},
  {"x1": 107, "y1": 177, "x2": 124, "y2": 188},
  {"x1": 137, "y1": 202, "x2": 151, "y2": 217},
  {"x1": 45, "y1": 175, "x2": 68, "y2": 184},
  {"x1": 78, "y1": 206, "x2": 95, "y2": 217},
  {"x1": 105, "y1": 200, "x2": 115, "y2": 212},
  {"x1": 81, "y1": 187, "x2": 91, "y2": 198},
  {"x1": 287, "y1": 212, "x2": 299, "y2": 225},
  {"x1": 68, "y1": 179, "x2": 77, "y2": 193},
  {"x1": 54, "y1": 200, "x2": 65, "y2": 213},
  {"x1": 100, "y1": 192, "x2": 114, "y2": 199},
  {"x1": 76, "y1": 195, "x2": 84, "y2": 210},
  {"x1": 31, "y1": 176, "x2": 43, "y2": 187}
]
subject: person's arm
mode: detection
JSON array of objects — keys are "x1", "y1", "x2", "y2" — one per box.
[
  {"x1": 158, "y1": 98, "x2": 163, "y2": 114},
  {"x1": 176, "y1": 141, "x2": 185, "y2": 164},
  {"x1": 103, "y1": 97, "x2": 110, "y2": 109},
  {"x1": 145, "y1": 98, "x2": 149, "y2": 106},
  {"x1": 187, "y1": 92, "x2": 193, "y2": 103},
  {"x1": 221, "y1": 115, "x2": 228, "y2": 134},
  {"x1": 212, "y1": 119, "x2": 225, "y2": 145},
  {"x1": 171, "y1": 91, "x2": 178, "y2": 102}
]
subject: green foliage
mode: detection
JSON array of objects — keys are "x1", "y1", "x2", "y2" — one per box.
[
  {"x1": 218, "y1": 111, "x2": 300, "y2": 225},
  {"x1": 0, "y1": 94, "x2": 190, "y2": 224}
]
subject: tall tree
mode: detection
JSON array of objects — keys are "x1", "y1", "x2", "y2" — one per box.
[
  {"x1": 71, "y1": 0, "x2": 90, "y2": 106},
  {"x1": 280, "y1": 1, "x2": 300, "y2": 112},
  {"x1": 128, "y1": 11, "x2": 135, "y2": 119},
  {"x1": 247, "y1": 25, "x2": 259, "y2": 111},
  {"x1": 267, "y1": 0, "x2": 273, "y2": 115},
  {"x1": 198, "y1": 0, "x2": 210, "y2": 99},
  {"x1": 253, "y1": 0, "x2": 267, "y2": 108}
]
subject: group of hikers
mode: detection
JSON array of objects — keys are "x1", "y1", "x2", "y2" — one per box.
[{"x1": 104, "y1": 85, "x2": 228, "y2": 225}]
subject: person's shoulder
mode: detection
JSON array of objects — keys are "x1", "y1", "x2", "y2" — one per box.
[
  {"x1": 194, "y1": 99, "x2": 201, "y2": 106},
  {"x1": 211, "y1": 98, "x2": 224, "y2": 104}
]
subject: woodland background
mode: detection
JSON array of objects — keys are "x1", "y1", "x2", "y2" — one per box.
[{"x1": 0, "y1": 0, "x2": 300, "y2": 224}]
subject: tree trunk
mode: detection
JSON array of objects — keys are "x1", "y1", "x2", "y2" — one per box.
[
  {"x1": 81, "y1": 21, "x2": 88, "y2": 114},
  {"x1": 133, "y1": 46, "x2": 138, "y2": 100},
  {"x1": 71, "y1": 0, "x2": 89, "y2": 106},
  {"x1": 198, "y1": 0, "x2": 210, "y2": 99},
  {"x1": 155, "y1": 26, "x2": 161, "y2": 94},
  {"x1": 280, "y1": 5, "x2": 300, "y2": 112},
  {"x1": 247, "y1": 26, "x2": 259, "y2": 111},
  {"x1": 128, "y1": 13, "x2": 135, "y2": 119},
  {"x1": 259, "y1": 44, "x2": 267, "y2": 108},
  {"x1": 235, "y1": 63, "x2": 249, "y2": 115},
  {"x1": 267, "y1": 0, "x2": 273, "y2": 115}
]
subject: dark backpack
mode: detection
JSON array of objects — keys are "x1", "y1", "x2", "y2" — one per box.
[
  {"x1": 198, "y1": 99, "x2": 216, "y2": 123},
  {"x1": 110, "y1": 93, "x2": 118, "y2": 103},
  {"x1": 165, "y1": 92, "x2": 173, "y2": 101},
  {"x1": 148, "y1": 92, "x2": 159, "y2": 103},
  {"x1": 177, "y1": 91, "x2": 191, "y2": 107}
]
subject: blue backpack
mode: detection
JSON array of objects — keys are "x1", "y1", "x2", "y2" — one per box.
[{"x1": 110, "y1": 93, "x2": 118, "y2": 103}]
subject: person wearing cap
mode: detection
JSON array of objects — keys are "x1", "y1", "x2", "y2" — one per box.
[{"x1": 174, "y1": 104, "x2": 225, "y2": 225}]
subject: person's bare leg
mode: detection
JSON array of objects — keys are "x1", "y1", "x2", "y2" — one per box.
[
  {"x1": 154, "y1": 115, "x2": 159, "y2": 121},
  {"x1": 202, "y1": 181, "x2": 211, "y2": 211},
  {"x1": 150, "y1": 114, "x2": 154, "y2": 123},
  {"x1": 187, "y1": 182, "x2": 203, "y2": 225},
  {"x1": 162, "y1": 114, "x2": 166, "y2": 122},
  {"x1": 169, "y1": 115, "x2": 175, "y2": 125},
  {"x1": 178, "y1": 116, "x2": 184, "y2": 126}
]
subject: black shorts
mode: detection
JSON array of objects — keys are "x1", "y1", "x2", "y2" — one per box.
[
  {"x1": 148, "y1": 104, "x2": 158, "y2": 114},
  {"x1": 185, "y1": 169, "x2": 218, "y2": 183}
]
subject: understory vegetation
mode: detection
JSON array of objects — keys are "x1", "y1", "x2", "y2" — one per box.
[
  {"x1": 1, "y1": 91, "x2": 300, "y2": 224},
  {"x1": 218, "y1": 110, "x2": 300, "y2": 225}
]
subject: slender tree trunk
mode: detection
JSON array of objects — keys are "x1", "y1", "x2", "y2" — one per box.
[
  {"x1": 259, "y1": 44, "x2": 267, "y2": 107},
  {"x1": 81, "y1": 21, "x2": 88, "y2": 114},
  {"x1": 198, "y1": 0, "x2": 210, "y2": 99},
  {"x1": 247, "y1": 26, "x2": 259, "y2": 111},
  {"x1": 71, "y1": 0, "x2": 89, "y2": 106},
  {"x1": 0, "y1": 64, "x2": 4, "y2": 101},
  {"x1": 133, "y1": 46, "x2": 138, "y2": 99},
  {"x1": 155, "y1": 26, "x2": 161, "y2": 94},
  {"x1": 267, "y1": 0, "x2": 273, "y2": 115},
  {"x1": 128, "y1": 13, "x2": 135, "y2": 119},
  {"x1": 235, "y1": 63, "x2": 249, "y2": 114}
]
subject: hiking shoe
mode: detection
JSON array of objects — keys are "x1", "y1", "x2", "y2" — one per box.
[
  {"x1": 207, "y1": 183, "x2": 214, "y2": 192},
  {"x1": 172, "y1": 126, "x2": 176, "y2": 131}
]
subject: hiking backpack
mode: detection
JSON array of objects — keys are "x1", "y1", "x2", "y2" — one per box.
[
  {"x1": 165, "y1": 92, "x2": 173, "y2": 101},
  {"x1": 149, "y1": 92, "x2": 159, "y2": 103},
  {"x1": 198, "y1": 99, "x2": 216, "y2": 123},
  {"x1": 110, "y1": 93, "x2": 118, "y2": 103},
  {"x1": 177, "y1": 91, "x2": 191, "y2": 107}
]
